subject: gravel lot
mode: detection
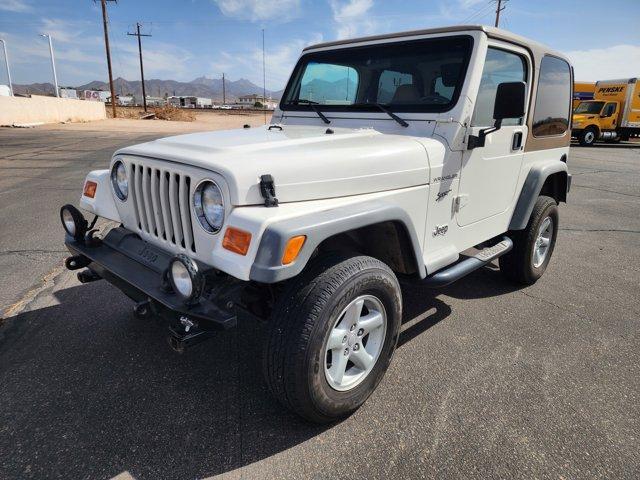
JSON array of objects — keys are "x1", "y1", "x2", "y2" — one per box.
[{"x1": 0, "y1": 122, "x2": 638, "y2": 480}]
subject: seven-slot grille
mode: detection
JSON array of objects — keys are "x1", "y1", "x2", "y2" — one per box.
[{"x1": 129, "y1": 161, "x2": 196, "y2": 253}]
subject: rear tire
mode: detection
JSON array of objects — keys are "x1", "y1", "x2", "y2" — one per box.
[
  {"x1": 263, "y1": 253, "x2": 402, "y2": 423},
  {"x1": 578, "y1": 127, "x2": 597, "y2": 146},
  {"x1": 500, "y1": 196, "x2": 559, "y2": 285}
]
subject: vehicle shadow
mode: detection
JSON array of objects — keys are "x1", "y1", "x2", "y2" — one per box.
[
  {"x1": 0, "y1": 265, "x2": 521, "y2": 479},
  {"x1": 570, "y1": 140, "x2": 640, "y2": 148},
  {"x1": 397, "y1": 263, "x2": 520, "y2": 347}
]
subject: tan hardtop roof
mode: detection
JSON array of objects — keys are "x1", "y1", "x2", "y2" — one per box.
[{"x1": 303, "y1": 24, "x2": 569, "y2": 63}]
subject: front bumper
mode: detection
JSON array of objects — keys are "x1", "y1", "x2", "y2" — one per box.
[{"x1": 65, "y1": 226, "x2": 238, "y2": 335}]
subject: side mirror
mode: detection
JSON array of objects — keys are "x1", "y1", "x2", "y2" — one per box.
[
  {"x1": 468, "y1": 81, "x2": 527, "y2": 150},
  {"x1": 493, "y1": 81, "x2": 526, "y2": 121}
]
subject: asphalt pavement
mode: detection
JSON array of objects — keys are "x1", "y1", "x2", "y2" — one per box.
[{"x1": 0, "y1": 126, "x2": 639, "y2": 480}]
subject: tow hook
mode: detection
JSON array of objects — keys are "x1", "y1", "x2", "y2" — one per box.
[
  {"x1": 167, "y1": 316, "x2": 215, "y2": 354},
  {"x1": 77, "y1": 269, "x2": 102, "y2": 284},
  {"x1": 65, "y1": 255, "x2": 90, "y2": 271}
]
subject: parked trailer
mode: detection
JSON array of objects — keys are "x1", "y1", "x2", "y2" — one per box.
[
  {"x1": 573, "y1": 81, "x2": 595, "y2": 110},
  {"x1": 572, "y1": 77, "x2": 640, "y2": 145}
]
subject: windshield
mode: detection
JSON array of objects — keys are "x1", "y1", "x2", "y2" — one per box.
[
  {"x1": 281, "y1": 36, "x2": 472, "y2": 113},
  {"x1": 574, "y1": 101, "x2": 604, "y2": 114}
]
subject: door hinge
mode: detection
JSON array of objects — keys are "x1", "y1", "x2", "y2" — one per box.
[{"x1": 454, "y1": 194, "x2": 469, "y2": 212}]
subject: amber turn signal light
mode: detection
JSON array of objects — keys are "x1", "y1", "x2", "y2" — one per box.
[
  {"x1": 282, "y1": 235, "x2": 306, "y2": 265},
  {"x1": 83, "y1": 180, "x2": 97, "y2": 199},
  {"x1": 222, "y1": 227, "x2": 252, "y2": 256}
]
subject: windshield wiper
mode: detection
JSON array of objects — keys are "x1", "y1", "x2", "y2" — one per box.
[
  {"x1": 351, "y1": 102, "x2": 409, "y2": 127},
  {"x1": 292, "y1": 98, "x2": 330, "y2": 124}
]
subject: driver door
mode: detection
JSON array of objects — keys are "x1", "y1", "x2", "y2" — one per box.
[
  {"x1": 600, "y1": 102, "x2": 618, "y2": 130},
  {"x1": 457, "y1": 45, "x2": 531, "y2": 227}
]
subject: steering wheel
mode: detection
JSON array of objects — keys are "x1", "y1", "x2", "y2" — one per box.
[{"x1": 420, "y1": 94, "x2": 449, "y2": 104}]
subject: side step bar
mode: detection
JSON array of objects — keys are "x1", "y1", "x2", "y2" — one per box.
[{"x1": 421, "y1": 236, "x2": 513, "y2": 288}]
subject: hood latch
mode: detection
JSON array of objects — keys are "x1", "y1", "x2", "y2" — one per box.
[{"x1": 260, "y1": 174, "x2": 279, "y2": 207}]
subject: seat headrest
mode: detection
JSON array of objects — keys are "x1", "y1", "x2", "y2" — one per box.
[{"x1": 391, "y1": 84, "x2": 420, "y2": 104}]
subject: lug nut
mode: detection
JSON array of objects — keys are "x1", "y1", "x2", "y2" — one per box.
[
  {"x1": 342, "y1": 335, "x2": 347, "y2": 343},
  {"x1": 357, "y1": 328, "x2": 364, "y2": 336},
  {"x1": 350, "y1": 324, "x2": 356, "y2": 331},
  {"x1": 344, "y1": 348, "x2": 350, "y2": 356},
  {"x1": 353, "y1": 344, "x2": 360, "y2": 351}
]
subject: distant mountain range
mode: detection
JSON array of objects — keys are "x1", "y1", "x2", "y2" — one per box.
[{"x1": 12, "y1": 76, "x2": 284, "y2": 101}]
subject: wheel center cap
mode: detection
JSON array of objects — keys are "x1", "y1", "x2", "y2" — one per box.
[{"x1": 347, "y1": 332, "x2": 357, "y2": 347}]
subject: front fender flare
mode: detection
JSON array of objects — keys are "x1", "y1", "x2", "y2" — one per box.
[{"x1": 250, "y1": 202, "x2": 426, "y2": 283}]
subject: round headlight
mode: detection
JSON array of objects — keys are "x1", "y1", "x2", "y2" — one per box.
[
  {"x1": 167, "y1": 254, "x2": 204, "y2": 304},
  {"x1": 111, "y1": 160, "x2": 128, "y2": 201},
  {"x1": 171, "y1": 261, "x2": 193, "y2": 298},
  {"x1": 62, "y1": 209, "x2": 76, "y2": 236},
  {"x1": 60, "y1": 204, "x2": 88, "y2": 241},
  {"x1": 194, "y1": 181, "x2": 224, "y2": 233}
]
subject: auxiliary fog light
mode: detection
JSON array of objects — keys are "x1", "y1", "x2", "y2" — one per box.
[
  {"x1": 168, "y1": 254, "x2": 205, "y2": 304},
  {"x1": 60, "y1": 204, "x2": 88, "y2": 241}
]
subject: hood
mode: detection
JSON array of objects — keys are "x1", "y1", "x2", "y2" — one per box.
[
  {"x1": 116, "y1": 125, "x2": 440, "y2": 206},
  {"x1": 572, "y1": 113, "x2": 597, "y2": 122}
]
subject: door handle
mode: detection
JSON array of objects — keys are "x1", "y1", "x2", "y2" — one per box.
[{"x1": 512, "y1": 131, "x2": 523, "y2": 151}]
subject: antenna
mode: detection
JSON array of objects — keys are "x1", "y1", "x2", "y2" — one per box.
[{"x1": 262, "y1": 28, "x2": 267, "y2": 124}]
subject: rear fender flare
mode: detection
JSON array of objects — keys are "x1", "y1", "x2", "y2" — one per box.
[{"x1": 509, "y1": 162, "x2": 568, "y2": 231}]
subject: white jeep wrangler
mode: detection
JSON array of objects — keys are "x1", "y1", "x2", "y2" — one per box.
[{"x1": 61, "y1": 25, "x2": 572, "y2": 423}]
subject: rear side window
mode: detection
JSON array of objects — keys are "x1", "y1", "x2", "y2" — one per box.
[{"x1": 532, "y1": 56, "x2": 571, "y2": 137}]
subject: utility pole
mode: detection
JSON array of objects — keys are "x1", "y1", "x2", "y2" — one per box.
[
  {"x1": 98, "y1": 0, "x2": 117, "y2": 118},
  {"x1": 128, "y1": 22, "x2": 152, "y2": 112},
  {"x1": 222, "y1": 72, "x2": 226, "y2": 105},
  {"x1": 40, "y1": 34, "x2": 59, "y2": 97},
  {"x1": 495, "y1": 0, "x2": 507, "y2": 28},
  {"x1": 262, "y1": 28, "x2": 267, "y2": 124},
  {"x1": 0, "y1": 39, "x2": 13, "y2": 96}
]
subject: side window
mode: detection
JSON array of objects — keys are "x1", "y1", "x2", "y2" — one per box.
[
  {"x1": 298, "y1": 62, "x2": 358, "y2": 104},
  {"x1": 532, "y1": 56, "x2": 571, "y2": 136},
  {"x1": 377, "y1": 70, "x2": 414, "y2": 104},
  {"x1": 472, "y1": 48, "x2": 527, "y2": 127},
  {"x1": 603, "y1": 102, "x2": 616, "y2": 117}
]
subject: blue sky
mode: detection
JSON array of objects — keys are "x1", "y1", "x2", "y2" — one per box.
[{"x1": 0, "y1": 0, "x2": 638, "y2": 90}]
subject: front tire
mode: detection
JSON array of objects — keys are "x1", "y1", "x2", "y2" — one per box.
[
  {"x1": 263, "y1": 253, "x2": 402, "y2": 423},
  {"x1": 500, "y1": 196, "x2": 559, "y2": 285},
  {"x1": 578, "y1": 127, "x2": 597, "y2": 146}
]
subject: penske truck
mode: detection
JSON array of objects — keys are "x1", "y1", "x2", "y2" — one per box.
[
  {"x1": 572, "y1": 78, "x2": 640, "y2": 146},
  {"x1": 573, "y1": 81, "x2": 595, "y2": 109}
]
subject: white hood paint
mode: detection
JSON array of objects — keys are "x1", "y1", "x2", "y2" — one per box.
[{"x1": 116, "y1": 125, "x2": 445, "y2": 206}]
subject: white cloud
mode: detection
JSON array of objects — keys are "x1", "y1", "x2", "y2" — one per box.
[
  {"x1": 212, "y1": 0, "x2": 301, "y2": 22},
  {"x1": 39, "y1": 19, "x2": 92, "y2": 44},
  {"x1": 210, "y1": 33, "x2": 323, "y2": 90},
  {"x1": 565, "y1": 45, "x2": 640, "y2": 82},
  {"x1": 110, "y1": 40, "x2": 195, "y2": 81},
  {"x1": 0, "y1": 0, "x2": 31, "y2": 12},
  {"x1": 329, "y1": 0, "x2": 378, "y2": 40},
  {"x1": 458, "y1": 0, "x2": 485, "y2": 9}
]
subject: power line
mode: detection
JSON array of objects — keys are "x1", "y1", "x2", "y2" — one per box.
[
  {"x1": 461, "y1": 1, "x2": 497, "y2": 24},
  {"x1": 127, "y1": 22, "x2": 152, "y2": 112}
]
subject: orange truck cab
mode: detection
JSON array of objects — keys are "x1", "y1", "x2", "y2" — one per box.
[{"x1": 571, "y1": 78, "x2": 640, "y2": 146}]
